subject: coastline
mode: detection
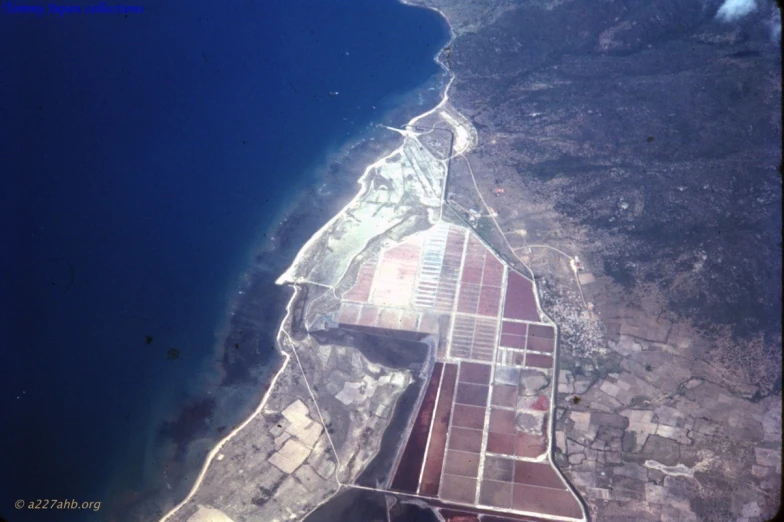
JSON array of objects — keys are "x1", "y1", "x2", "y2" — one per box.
[
  {"x1": 158, "y1": 287, "x2": 297, "y2": 522},
  {"x1": 154, "y1": 4, "x2": 455, "y2": 521},
  {"x1": 128, "y1": 129, "x2": 410, "y2": 522},
  {"x1": 151, "y1": 2, "x2": 784, "y2": 521}
]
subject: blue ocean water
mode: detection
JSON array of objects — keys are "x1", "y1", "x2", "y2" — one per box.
[{"x1": 0, "y1": 1, "x2": 448, "y2": 520}]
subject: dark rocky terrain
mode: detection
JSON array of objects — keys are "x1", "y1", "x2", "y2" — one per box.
[
  {"x1": 435, "y1": 0, "x2": 780, "y2": 342},
  {"x1": 411, "y1": 0, "x2": 781, "y2": 519}
]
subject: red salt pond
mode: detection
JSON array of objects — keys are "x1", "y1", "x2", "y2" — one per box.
[
  {"x1": 500, "y1": 333, "x2": 526, "y2": 349},
  {"x1": 448, "y1": 427, "x2": 483, "y2": 453},
  {"x1": 461, "y1": 266, "x2": 483, "y2": 285},
  {"x1": 485, "y1": 432, "x2": 515, "y2": 455},
  {"x1": 513, "y1": 461, "x2": 564, "y2": 489},
  {"x1": 503, "y1": 272, "x2": 540, "y2": 322},
  {"x1": 358, "y1": 305, "x2": 380, "y2": 326},
  {"x1": 452, "y1": 404, "x2": 485, "y2": 430},
  {"x1": 337, "y1": 303, "x2": 362, "y2": 324},
  {"x1": 491, "y1": 385, "x2": 517, "y2": 408},
  {"x1": 516, "y1": 433, "x2": 547, "y2": 458},
  {"x1": 454, "y1": 383, "x2": 489, "y2": 407},
  {"x1": 457, "y1": 284, "x2": 481, "y2": 314},
  {"x1": 526, "y1": 336, "x2": 554, "y2": 353},
  {"x1": 440, "y1": 474, "x2": 477, "y2": 504},
  {"x1": 489, "y1": 409, "x2": 516, "y2": 435},
  {"x1": 481, "y1": 255, "x2": 504, "y2": 286},
  {"x1": 525, "y1": 353, "x2": 553, "y2": 369},
  {"x1": 479, "y1": 479, "x2": 512, "y2": 508},
  {"x1": 419, "y1": 363, "x2": 458, "y2": 496},
  {"x1": 459, "y1": 362, "x2": 491, "y2": 385},
  {"x1": 528, "y1": 324, "x2": 554, "y2": 338},
  {"x1": 390, "y1": 362, "x2": 444, "y2": 493},
  {"x1": 511, "y1": 484, "x2": 583, "y2": 519},
  {"x1": 439, "y1": 507, "x2": 555, "y2": 522},
  {"x1": 477, "y1": 285, "x2": 501, "y2": 316},
  {"x1": 443, "y1": 449, "x2": 480, "y2": 478},
  {"x1": 501, "y1": 320, "x2": 527, "y2": 336},
  {"x1": 384, "y1": 242, "x2": 422, "y2": 261},
  {"x1": 343, "y1": 259, "x2": 377, "y2": 302}
]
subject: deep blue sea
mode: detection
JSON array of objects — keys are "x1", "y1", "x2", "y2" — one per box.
[{"x1": 0, "y1": 1, "x2": 448, "y2": 520}]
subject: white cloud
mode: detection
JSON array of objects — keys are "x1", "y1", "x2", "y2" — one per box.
[
  {"x1": 715, "y1": 0, "x2": 757, "y2": 22},
  {"x1": 768, "y1": 9, "x2": 782, "y2": 42}
]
